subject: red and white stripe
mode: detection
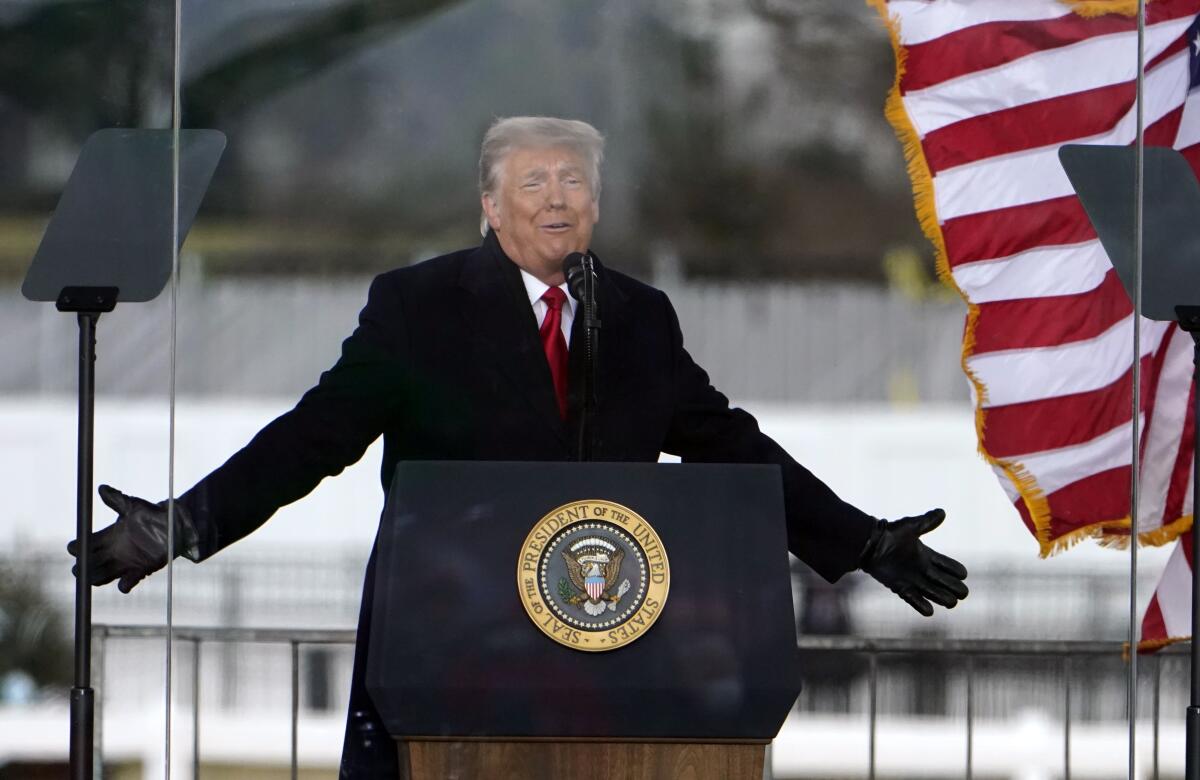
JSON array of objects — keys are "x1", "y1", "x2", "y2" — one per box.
[
  {"x1": 1141, "y1": 534, "x2": 1193, "y2": 650},
  {"x1": 587, "y1": 580, "x2": 604, "y2": 601},
  {"x1": 872, "y1": 0, "x2": 1200, "y2": 554}
]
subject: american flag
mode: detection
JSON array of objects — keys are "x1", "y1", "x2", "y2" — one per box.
[
  {"x1": 1143, "y1": 9, "x2": 1200, "y2": 651},
  {"x1": 867, "y1": 1, "x2": 1200, "y2": 646},
  {"x1": 1142, "y1": 532, "x2": 1193, "y2": 649}
]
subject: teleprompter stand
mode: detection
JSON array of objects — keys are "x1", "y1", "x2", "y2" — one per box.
[
  {"x1": 1061, "y1": 143, "x2": 1200, "y2": 779},
  {"x1": 367, "y1": 461, "x2": 803, "y2": 779},
  {"x1": 21, "y1": 128, "x2": 224, "y2": 779}
]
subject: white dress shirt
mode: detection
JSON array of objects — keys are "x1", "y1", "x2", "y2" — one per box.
[{"x1": 519, "y1": 268, "x2": 575, "y2": 346}]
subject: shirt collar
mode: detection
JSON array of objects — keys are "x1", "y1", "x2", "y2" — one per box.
[{"x1": 519, "y1": 268, "x2": 574, "y2": 310}]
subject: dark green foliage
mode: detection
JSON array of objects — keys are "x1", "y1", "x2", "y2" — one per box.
[{"x1": 0, "y1": 561, "x2": 71, "y2": 700}]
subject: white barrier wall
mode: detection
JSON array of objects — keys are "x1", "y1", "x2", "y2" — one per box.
[{"x1": 2, "y1": 397, "x2": 1168, "y2": 571}]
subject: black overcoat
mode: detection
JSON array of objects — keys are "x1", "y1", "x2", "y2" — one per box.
[{"x1": 177, "y1": 231, "x2": 876, "y2": 777}]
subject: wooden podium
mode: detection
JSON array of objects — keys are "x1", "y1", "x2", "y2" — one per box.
[
  {"x1": 368, "y1": 461, "x2": 802, "y2": 780},
  {"x1": 397, "y1": 741, "x2": 765, "y2": 779}
]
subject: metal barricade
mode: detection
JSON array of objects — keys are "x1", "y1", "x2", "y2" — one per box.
[{"x1": 90, "y1": 626, "x2": 1190, "y2": 779}]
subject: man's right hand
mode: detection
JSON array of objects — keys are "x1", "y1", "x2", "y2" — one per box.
[{"x1": 67, "y1": 484, "x2": 200, "y2": 594}]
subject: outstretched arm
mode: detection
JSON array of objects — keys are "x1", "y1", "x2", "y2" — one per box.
[
  {"x1": 177, "y1": 272, "x2": 410, "y2": 557},
  {"x1": 69, "y1": 272, "x2": 409, "y2": 589},
  {"x1": 657, "y1": 292, "x2": 966, "y2": 612}
]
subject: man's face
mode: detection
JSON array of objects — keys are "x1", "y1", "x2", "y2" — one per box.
[{"x1": 482, "y1": 145, "x2": 599, "y2": 285}]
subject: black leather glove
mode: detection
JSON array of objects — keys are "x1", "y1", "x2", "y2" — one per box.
[
  {"x1": 67, "y1": 484, "x2": 200, "y2": 594},
  {"x1": 859, "y1": 508, "x2": 968, "y2": 616}
]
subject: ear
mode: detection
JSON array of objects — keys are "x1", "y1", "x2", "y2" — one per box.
[
  {"x1": 591, "y1": 197, "x2": 600, "y2": 224},
  {"x1": 481, "y1": 194, "x2": 502, "y2": 232}
]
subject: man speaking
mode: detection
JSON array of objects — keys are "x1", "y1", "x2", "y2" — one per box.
[{"x1": 70, "y1": 116, "x2": 969, "y2": 777}]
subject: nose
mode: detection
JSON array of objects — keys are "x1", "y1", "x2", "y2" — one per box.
[{"x1": 545, "y1": 179, "x2": 566, "y2": 209}]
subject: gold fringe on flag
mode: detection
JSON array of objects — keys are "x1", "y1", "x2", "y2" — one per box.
[
  {"x1": 865, "y1": 0, "x2": 1189, "y2": 557},
  {"x1": 1089, "y1": 513, "x2": 1195, "y2": 550},
  {"x1": 1045, "y1": 517, "x2": 1133, "y2": 556},
  {"x1": 1058, "y1": 0, "x2": 1141, "y2": 17},
  {"x1": 1135, "y1": 634, "x2": 1190, "y2": 655},
  {"x1": 1140, "y1": 514, "x2": 1194, "y2": 546}
]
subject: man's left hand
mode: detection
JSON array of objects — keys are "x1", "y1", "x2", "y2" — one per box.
[{"x1": 859, "y1": 508, "x2": 968, "y2": 616}]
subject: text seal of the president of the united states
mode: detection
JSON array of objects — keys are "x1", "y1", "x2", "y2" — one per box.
[{"x1": 517, "y1": 499, "x2": 670, "y2": 651}]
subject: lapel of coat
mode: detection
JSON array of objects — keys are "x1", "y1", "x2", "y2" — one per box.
[{"x1": 456, "y1": 233, "x2": 568, "y2": 446}]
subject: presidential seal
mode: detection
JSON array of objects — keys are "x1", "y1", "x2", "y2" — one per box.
[{"x1": 517, "y1": 499, "x2": 669, "y2": 652}]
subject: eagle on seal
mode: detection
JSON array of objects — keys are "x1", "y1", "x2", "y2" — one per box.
[{"x1": 563, "y1": 543, "x2": 628, "y2": 616}]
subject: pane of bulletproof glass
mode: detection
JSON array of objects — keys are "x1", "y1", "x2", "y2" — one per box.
[
  {"x1": 0, "y1": 0, "x2": 179, "y2": 773},
  {"x1": 161, "y1": 0, "x2": 1185, "y2": 775},
  {"x1": 1131, "y1": 2, "x2": 1200, "y2": 767},
  {"x1": 1066, "y1": 2, "x2": 1200, "y2": 767},
  {"x1": 780, "y1": 1, "x2": 1171, "y2": 777}
]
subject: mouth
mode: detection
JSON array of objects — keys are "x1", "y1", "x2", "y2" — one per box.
[{"x1": 541, "y1": 222, "x2": 572, "y2": 232}]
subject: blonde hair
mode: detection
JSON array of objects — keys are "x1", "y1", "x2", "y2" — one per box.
[{"x1": 478, "y1": 116, "x2": 605, "y2": 235}]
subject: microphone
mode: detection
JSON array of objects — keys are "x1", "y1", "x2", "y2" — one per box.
[{"x1": 562, "y1": 252, "x2": 596, "y2": 303}]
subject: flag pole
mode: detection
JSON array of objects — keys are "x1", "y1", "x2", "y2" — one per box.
[{"x1": 1129, "y1": 4, "x2": 1146, "y2": 777}]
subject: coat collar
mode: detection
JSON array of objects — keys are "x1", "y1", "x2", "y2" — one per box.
[
  {"x1": 456, "y1": 231, "x2": 567, "y2": 445},
  {"x1": 455, "y1": 231, "x2": 630, "y2": 451}
]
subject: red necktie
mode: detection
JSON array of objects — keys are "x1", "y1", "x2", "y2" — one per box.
[{"x1": 540, "y1": 287, "x2": 569, "y2": 419}]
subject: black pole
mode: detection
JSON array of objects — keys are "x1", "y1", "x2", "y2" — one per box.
[
  {"x1": 1175, "y1": 306, "x2": 1200, "y2": 780},
  {"x1": 56, "y1": 287, "x2": 116, "y2": 780},
  {"x1": 70, "y1": 310, "x2": 99, "y2": 780}
]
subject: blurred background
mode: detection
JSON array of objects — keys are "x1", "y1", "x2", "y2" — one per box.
[{"x1": 0, "y1": 0, "x2": 1172, "y2": 777}]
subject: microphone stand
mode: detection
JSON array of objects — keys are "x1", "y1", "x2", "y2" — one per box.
[{"x1": 577, "y1": 255, "x2": 600, "y2": 462}]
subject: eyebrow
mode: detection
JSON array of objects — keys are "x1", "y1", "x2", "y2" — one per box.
[{"x1": 518, "y1": 164, "x2": 586, "y2": 181}]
